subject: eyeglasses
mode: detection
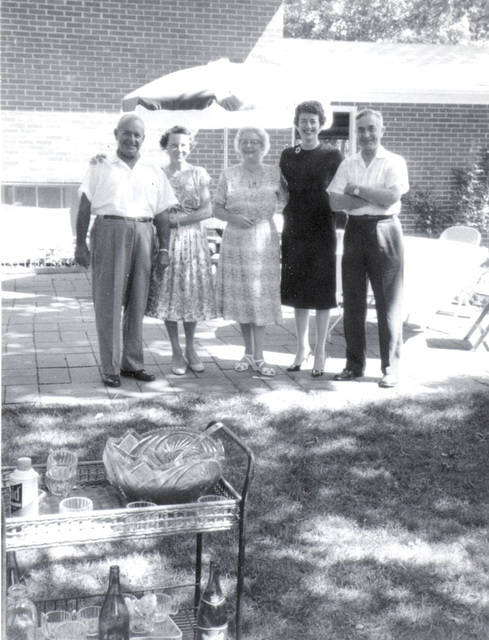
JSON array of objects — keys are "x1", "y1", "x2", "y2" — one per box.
[{"x1": 239, "y1": 139, "x2": 262, "y2": 147}]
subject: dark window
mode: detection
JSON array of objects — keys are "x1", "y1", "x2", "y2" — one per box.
[
  {"x1": 320, "y1": 112, "x2": 351, "y2": 140},
  {"x1": 1, "y1": 185, "x2": 78, "y2": 208},
  {"x1": 10, "y1": 186, "x2": 37, "y2": 207},
  {"x1": 38, "y1": 186, "x2": 63, "y2": 208}
]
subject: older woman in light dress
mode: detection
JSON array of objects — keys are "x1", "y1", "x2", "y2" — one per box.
[{"x1": 213, "y1": 127, "x2": 286, "y2": 376}]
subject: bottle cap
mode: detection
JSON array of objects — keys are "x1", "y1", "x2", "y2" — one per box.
[{"x1": 16, "y1": 457, "x2": 33, "y2": 471}]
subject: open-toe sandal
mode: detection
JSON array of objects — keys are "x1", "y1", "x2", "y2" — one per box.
[
  {"x1": 234, "y1": 354, "x2": 254, "y2": 372},
  {"x1": 252, "y1": 359, "x2": 276, "y2": 377}
]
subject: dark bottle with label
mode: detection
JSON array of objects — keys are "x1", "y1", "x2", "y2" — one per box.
[
  {"x1": 196, "y1": 560, "x2": 228, "y2": 640},
  {"x1": 98, "y1": 565, "x2": 130, "y2": 640}
]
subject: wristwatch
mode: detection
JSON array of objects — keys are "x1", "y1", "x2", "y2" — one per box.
[{"x1": 353, "y1": 187, "x2": 361, "y2": 197}]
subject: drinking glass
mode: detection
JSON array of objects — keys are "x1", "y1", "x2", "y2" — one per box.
[
  {"x1": 46, "y1": 450, "x2": 78, "y2": 496},
  {"x1": 126, "y1": 501, "x2": 157, "y2": 530},
  {"x1": 52, "y1": 620, "x2": 88, "y2": 639},
  {"x1": 41, "y1": 610, "x2": 72, "y2": 639},
  {"x1": 76, "y1": 605, "x2": 101, "y2": 637},
  {"x1": 154, "y1": 593, "x2": 176, "y2": 622},
  {"x1": 124, "y1": 593, "x2": 157, "y2": 634},
  {"x1": 59, "y1": 496, "x2": 93, "y2": 514},
  {"x1": 197, "y1": 494, "x2": 228, "y2": 526}
]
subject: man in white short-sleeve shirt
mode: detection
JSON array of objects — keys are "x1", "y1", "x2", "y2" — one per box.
[
  {"x1": 327, "y1": 109, "x2": 409, "y2": 388},
  {"x1": 75, "y1": 114, "x2": 179, "y2": 388}
]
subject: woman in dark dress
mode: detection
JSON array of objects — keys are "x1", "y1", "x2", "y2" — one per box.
[{"x1": 280, "y1": 100, "x2": 343, "y2": 376}]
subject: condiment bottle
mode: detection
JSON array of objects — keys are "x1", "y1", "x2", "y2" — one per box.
[
  {"x1": 98, "y1": 565, "x2": 130, "y2": 640},
  {"x1": 6, "y1": 583, "x2": 38, "y2": 640},
  {"x1": 9, "y1": 458, "x2": 39, "y2": 518},
  {"x1": 196, "y1": 560, "x2": 228, "y2": 639}
]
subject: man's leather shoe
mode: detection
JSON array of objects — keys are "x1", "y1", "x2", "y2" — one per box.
[
  {"x1": 333, "y1": 368, "x2": 361, "y2": 381},
  {"x1": 103, "y1": 374, "x2": 121, "y2": 388},
  {"x1": 120, "y1": 369, "x2": 155, "y2": 382},
  {"x1": 378, "y1": 374, "x2": 398, "y2": 388}
]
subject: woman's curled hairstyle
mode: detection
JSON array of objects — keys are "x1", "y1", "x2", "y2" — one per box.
[
  {"x1": 293, "y1": 101, "x2": 327, "y2": 128},
  {"x1": 160, "y1": 125, "x2": 194, "y2": 150}
]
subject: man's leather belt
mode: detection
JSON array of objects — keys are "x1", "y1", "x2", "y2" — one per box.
[
  {"x1": 100, "y1": 215, "x2": 153, "y2": 223},
  {"x1": 349, "y1": 215, "x2": 393, "y2": 221}
]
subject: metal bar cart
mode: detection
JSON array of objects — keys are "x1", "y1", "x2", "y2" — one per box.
[{"x1": 2, "y1": 421, "x2": 255, "y2": 640}]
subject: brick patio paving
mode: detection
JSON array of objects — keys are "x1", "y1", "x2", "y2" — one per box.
[{"x1": 2, "y1": 268, "x2": 488, "y2": 406}]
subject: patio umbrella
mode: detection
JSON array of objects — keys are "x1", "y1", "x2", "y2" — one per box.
[{"x1": 121, "y1": 58, "x2": 332, "y2": 141}]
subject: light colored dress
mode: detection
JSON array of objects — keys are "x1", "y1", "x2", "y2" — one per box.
[
  {"x1": 146, "y1": 165, "x2": 216, "y2": 322},
  {"x1": 215, "y1": 163, "x2": 285, "y2": 325}
]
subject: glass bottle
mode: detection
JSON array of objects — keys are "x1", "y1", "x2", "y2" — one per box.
[
  {"x1": 98, "y1": 566, "x2": 130, "y2": 640},
  {"x1": 6, "y1": 584, "x2": 38, "y2": 640},
  {"x1": 196, "y1": 560, "x2": 228, "y2": 640},
  {"x1": 6, "y1": 551, "x2": 23, "y2": 588}
]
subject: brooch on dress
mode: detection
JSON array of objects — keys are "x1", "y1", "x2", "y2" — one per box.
[{"x1": 295, "y1": 146, "x2": 301, "y2": 154}]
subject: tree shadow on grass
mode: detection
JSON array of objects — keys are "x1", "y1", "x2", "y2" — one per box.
[
  {"x1": 235, "y1": 390, "x2": 489, "y2": 639},
  {"x1": 259, "y1": 394, "x2": 489, "y2": 542},
  {"x1": 3, "y1": 390, "x2": 489, "y2": 639}
]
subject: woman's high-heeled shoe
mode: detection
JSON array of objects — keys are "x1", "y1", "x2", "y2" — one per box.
[
  {"x1": 312, "y1": 354, "x2": 327, "y2": 378},
  {"x1": 171, "y1": 355, "x2": 187, "y2": 375},
  {"x1": 185, "y1": 351, "x2": 205, "y2": 372},
  {"x1": 286, "y1": 351, "x2": 313, "y2": 372}
]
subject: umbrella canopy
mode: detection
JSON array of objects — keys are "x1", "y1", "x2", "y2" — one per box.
[{"x1": 121, "y1": 58, "x2": 332, "y2": 131}]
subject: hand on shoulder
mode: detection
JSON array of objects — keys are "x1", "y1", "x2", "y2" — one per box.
[{"x1": 89, "y1": 154, "x2": 107, "y2": 165}]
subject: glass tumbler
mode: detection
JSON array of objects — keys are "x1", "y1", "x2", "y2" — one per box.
[
  {"x1": 59, "y1": 496, "x2": 93, "y2": 514},
  {"x1": 41, "y1": 610, "x2": 73, "y2": 638},
  {"x1": 197, "y1": 494, "x2": 228, "y2": 526},
  {"x1": 76, "y1": 605, "x2": 101, "y2": 637},
  {"x1": 124, "y1": 593, "x2": 157, "y2": 634},
  {"x1": 46, "y1": 450, "x2": 78, "y2": 497},
  {"x1": 126, "y1": 501, "x2": 157, "y2": 531},
  {"x1": 52, "y1": 620, "x2": 88, "y2": 639}
]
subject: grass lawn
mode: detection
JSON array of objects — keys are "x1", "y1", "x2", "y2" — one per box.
[{"x1": 2, "y1": 389, "x2": 489, "y2": 639}]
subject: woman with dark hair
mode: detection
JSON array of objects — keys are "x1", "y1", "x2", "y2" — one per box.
[
  {"x1": 214, "y1": 126, "x2": 285, "y2": 376},
  {"x1": 280, "y1": 100, "x2": 343, "y2": 377},
  {"x1": 146, "y1": 125, "x2": 216, "y2": 375}
]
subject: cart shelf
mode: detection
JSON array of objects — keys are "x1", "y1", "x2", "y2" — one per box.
[{"x1": 3, "y1": 460, "x2": 241, "y2": 550}]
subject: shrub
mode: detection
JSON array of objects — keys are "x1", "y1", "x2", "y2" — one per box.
[
  {"x1": 403, "y1": 189, "x2": 456, "y2": 238},
  {"x1": 452, "y1": 146, "x2": 489, "y2": 234}
]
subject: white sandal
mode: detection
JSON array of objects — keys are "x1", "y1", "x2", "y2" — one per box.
[
  {"x1": 234, "y1": 354, "x2": 254, "y2": 372},
  {"x1": 252, "y1": 359, "x2": 276, "y2": 377}
]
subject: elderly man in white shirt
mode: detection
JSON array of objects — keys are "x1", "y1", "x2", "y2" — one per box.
[
  {"x1": 327, "y1": 109, "x2": 409, "y2": 388},
  {"x1": 75, "y1": 114, "x2": 179, "y2": 388}
]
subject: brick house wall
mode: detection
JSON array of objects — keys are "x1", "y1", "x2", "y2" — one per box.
[
  {"x1": 1, "y1": 0, "x2": 281, "y2": 111},
  {"x1": 2, "y1": 0, "x2": 488, "y2": 246}
]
